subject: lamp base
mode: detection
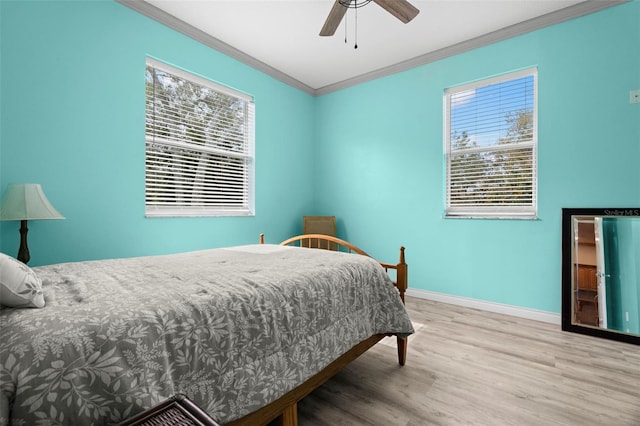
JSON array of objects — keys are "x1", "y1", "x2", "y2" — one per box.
[{"x1": 18, "y1": 219, "x2": 30, "y2": 264}]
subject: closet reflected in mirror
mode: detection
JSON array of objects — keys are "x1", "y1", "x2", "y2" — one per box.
[{"x1": 562, "y1": 208, "x2": 640, "y2": 345}]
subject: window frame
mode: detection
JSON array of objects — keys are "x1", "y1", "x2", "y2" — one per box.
[
  {"x1": 145, "y1": 57, "x2": 255, "y2": 218},
  {"x1": 443, "y1": 68, "x2": 538, "y2": 219}
]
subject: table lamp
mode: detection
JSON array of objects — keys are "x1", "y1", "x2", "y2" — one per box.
[{"x1": 0, "y1": 183, "x2": 65, "y2": 264}]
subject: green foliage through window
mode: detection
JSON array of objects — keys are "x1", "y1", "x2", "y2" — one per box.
[
  {"x1": 445, "y1": 69, "x2": 537, "y2": 218},
  {"x1": 145, "y1": 59, "x2": 255, "y2": 217}
]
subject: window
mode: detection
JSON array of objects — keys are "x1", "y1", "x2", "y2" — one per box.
[
  {"x1": 145, "y1": 58, "x2": 255, "y2": 217},
  {"x1": 444, "y1": 68, "x2": 537, "y2": 219}
]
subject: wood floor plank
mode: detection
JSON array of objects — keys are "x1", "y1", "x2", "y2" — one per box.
[{"x1": 297, "y1": 297, "x2": 640, "y2": 425}]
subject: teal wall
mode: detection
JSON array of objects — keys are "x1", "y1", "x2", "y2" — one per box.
[
  {"x1": 604, "y1": 218, "x2": 640, "y2": 334},
  {"x1": 618, "y1": 220, "x2": 639, "y2": 334},
  {"x1": 603, "y1": 219, "x2": 624, "y2": 331},
  {"x1": 1, "y1": 1, "x2": 639, "y2": 315},
  {"x1": 0, "y1": 0, "x2": 316, "y2": 265},
  {"x1": 314, "y1": 1, "x2": 640, "y2": 313},
  {"x1": 635, "y1": 220, "x2": 640, "y2": 333}
]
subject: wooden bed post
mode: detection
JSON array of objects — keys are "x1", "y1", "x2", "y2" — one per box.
[
  {"x1": 280, "y1": 402, "x2": 298, "y2": 426},
  {"x1": 396, "y1": 246, "x2": 407, "y2": 303},
  {"x1": 396, "y1": 246, "x2": 408, "y2": 366},
  {"x1": 397, "y1": 337, "x2": 408, "y2": 366}
]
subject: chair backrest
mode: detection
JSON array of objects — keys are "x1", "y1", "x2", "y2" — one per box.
[{"x1": 303, "y1": 216, "x2": 336, "y2": 250}]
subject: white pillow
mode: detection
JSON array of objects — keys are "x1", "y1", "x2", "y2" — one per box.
[{"x1": 0, "y1": 253, "x2": 45, "y2": 308}]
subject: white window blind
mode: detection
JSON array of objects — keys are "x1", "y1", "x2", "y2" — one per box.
[
  {"x1": 444, "y1": 68, "x2": 537, "y2": 219},
  {"x1": 145, "y1": 58, "x2": 255, "y2": 217}
]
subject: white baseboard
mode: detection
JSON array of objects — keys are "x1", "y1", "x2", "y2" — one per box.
[{"x1": 406, "y1": 288, "x2": 561, "y2": 325}]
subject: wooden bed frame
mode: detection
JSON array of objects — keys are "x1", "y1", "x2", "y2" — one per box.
[{"x1": 225, "y1": 234, "x2": 409, "y2": 426}]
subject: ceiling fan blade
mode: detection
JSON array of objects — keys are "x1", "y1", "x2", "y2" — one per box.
[
  {"x1": 320, "y1": 0, "x2": 352, "y2": 36},
  {"x1": 373, "y1": 0, "x2": 420, "y2": 24}
]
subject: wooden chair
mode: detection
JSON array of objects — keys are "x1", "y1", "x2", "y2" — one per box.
[{"x1": 303, "y1": 216, "x2": 336, "y2": 250}]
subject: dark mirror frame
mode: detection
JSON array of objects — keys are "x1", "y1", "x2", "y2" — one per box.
[{"x1": 561, "y1": 207, "x2": 640, "y2": 345}]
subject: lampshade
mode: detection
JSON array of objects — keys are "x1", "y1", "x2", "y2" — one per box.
[{"x1": 0, "y1": 184, "x2": 65, "y2": 221}]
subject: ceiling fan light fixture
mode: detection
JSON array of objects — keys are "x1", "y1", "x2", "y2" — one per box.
[{"x1": 338, "y1": 0, "x2": 372, "y2": 8}]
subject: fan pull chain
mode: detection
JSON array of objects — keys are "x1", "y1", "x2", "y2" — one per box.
[
  {"x1": 354, "y1": 5, "x2": 358, "y2": 49},
  {"x1": 344, "y1": 7, "x2": 348, "y2": 44}
]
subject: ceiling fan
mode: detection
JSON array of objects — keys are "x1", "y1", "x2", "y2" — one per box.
[{"x1": 320, "y1": 0, "x2": 420, "y2": 37}]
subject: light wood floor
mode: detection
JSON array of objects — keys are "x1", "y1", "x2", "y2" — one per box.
[{"x1": 297, "y1": 297, "x2": 640, "y2": 426}]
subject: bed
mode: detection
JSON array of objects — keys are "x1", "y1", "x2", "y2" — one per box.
[{"x1": 0, "y1": 234, "x2": 413, "y2": 426}]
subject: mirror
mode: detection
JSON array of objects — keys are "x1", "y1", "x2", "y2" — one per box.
[{"x1": 562, "y1": 208, "x2": 640, "y2": 345}]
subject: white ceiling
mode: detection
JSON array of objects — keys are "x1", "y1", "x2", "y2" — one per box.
[{"x1": 121, "y1": 0, "x2": 621, "y2": 95}]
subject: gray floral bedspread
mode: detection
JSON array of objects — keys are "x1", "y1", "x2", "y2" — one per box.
[{"x1": 0, "y1": 244, "x2": 413, "y2": 425}]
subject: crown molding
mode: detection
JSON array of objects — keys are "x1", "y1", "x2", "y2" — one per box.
[
  {"x1": 118, "y1": 0, "x2": 626, "y2": 97},
  {"x1": 315, "y1": 0, "x2": 627, "y2": 95},
  {"x1": 116, "y1": 0, "x2": 316, "y2": 95}
]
